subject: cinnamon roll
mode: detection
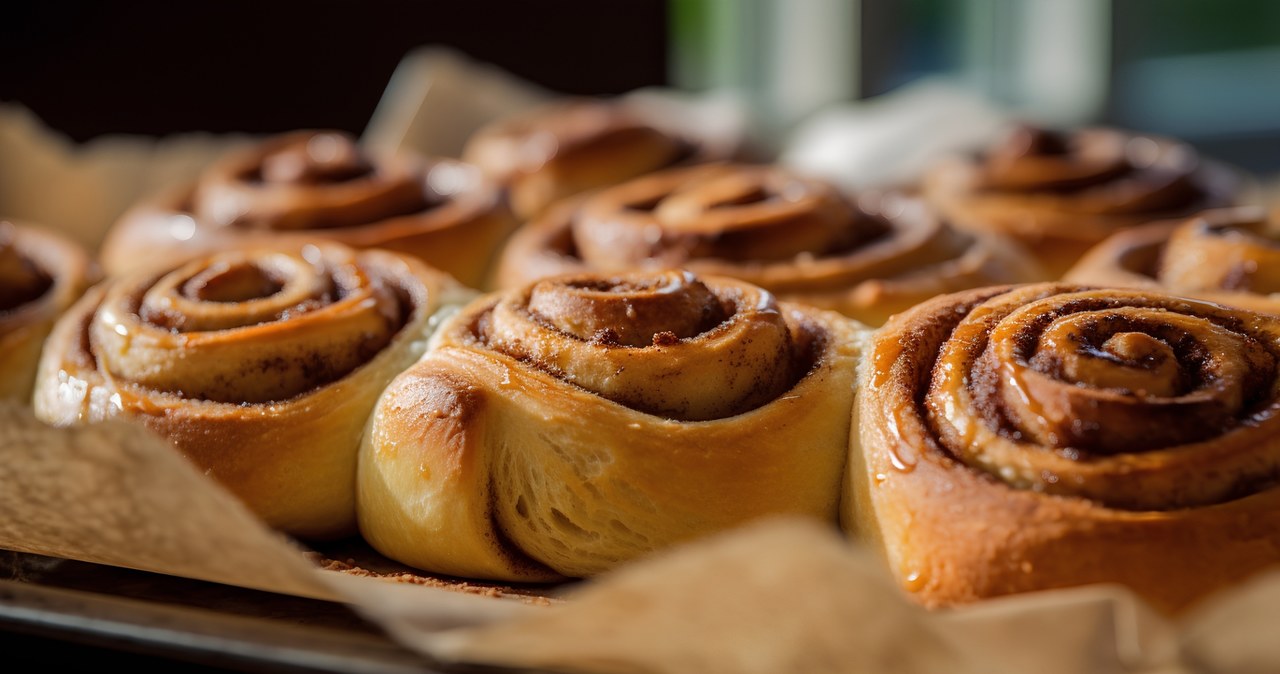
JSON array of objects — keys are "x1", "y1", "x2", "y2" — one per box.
[
  {"x1": 924, "y1": 125, "x2": 1242, "y2": 277},
  {"x1": 358, "y1": 270, "x2": 865, "y2": 581},
  {"x1": 34, "y1": 243, "x2": 469, "y2": 538},
  {"x1": 0, "y1": 222, "x2": 94, "y2": 400},
  {"x1": 1066, "y1": 207, "x2": 1280, "y2": 315},
  {"x1": 462, "y1": 99, "x2": 734, "y2": 220},
  {"x1": 101, "y1": 131, "x2": 515, "y2": 287},
  {"x1": 494, "y1": 163, "x2": 1041, "y2": 326},
  {"x1": 850, "y1": 283, "x2": 1280, "y2": 613}
]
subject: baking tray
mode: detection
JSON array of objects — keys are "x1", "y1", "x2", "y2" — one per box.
[{"x1": 0, "y1": 550, "x2": 530, "y2": 673}]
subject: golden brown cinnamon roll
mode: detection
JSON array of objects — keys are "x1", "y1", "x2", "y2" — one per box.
[
  {"x1": 462, "y1": 99, "x2": 734, "y2": 220},
  {"x1": 924, "y1": 125, "x2": 1242, "y2": 277},
  {"x1": 358, "y1": 270, "x2": 866, "y2": 581},
  {"x1": 34, "y1": 243, "x2": 469, "y2": 538},
  {"x1": 0, "y1": 222, "x2": 94, "y2": 400},
  {"x1": 101, "y1": 130, "x2": 515, "y2": 287},
  {"x1": 494, "y1": 163, "x2": 1041, "y2": 326},
  {"x1": 1066, "y1": 207, "x2": 1280, "y2": 315},
  {"x1": 849, "y1": 283, "x2": 1280, "y2": 613}
]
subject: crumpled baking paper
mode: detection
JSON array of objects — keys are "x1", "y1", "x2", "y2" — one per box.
[{"x1": 5, "y1": 403, "x2": 1279, "y2": 674}]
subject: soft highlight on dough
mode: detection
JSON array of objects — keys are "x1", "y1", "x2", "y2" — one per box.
[
  {"x1": 849, "y1": 282, "x2": 1280, "y2": 613},
  {"x1": 34, "y1": 242, "x2": 467, "y2": 538},
  {"x1": 358, "y1": 269, "x2": 866, "y2": 581}
]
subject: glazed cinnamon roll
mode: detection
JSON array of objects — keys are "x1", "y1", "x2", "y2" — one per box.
[
  {"x1": 34, "y1": 243, "x2": 469, "y2": 538},
  {"x1": 0, "y1": 222, "x2": 93, "y2": 400},
  {"x1": 850, "y1": 283, "x2": 1280, "y2": 613},
  {"x1": 358, "y1": 270, "x2": 865, "y2": 581},
  {"x1": 101, "y1": 130, "x2": 515, "y2": 287},
  {"x1": 462, "y1": 99, "x2": 735, "y2": 220},
  {"x1": 494, "y1": 163, "x2": 1041, "y2": 326},
  {"x1": 924, "y1": 125, "x2": 1242, "y2": 277},
  {"x1": 1066, "y1": 207, "x2": 1280, "y2": 315}
]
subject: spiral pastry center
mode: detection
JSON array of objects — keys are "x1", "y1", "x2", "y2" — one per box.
[
  {"x1": 909, "y1": 285, "x2": 1280, "y2": 510},
  {"x1": 198, "y1": 130, "x2": 436, "y2": 231},
  {"x1": 1160, "y1": 214, "x2": 1280, "y2": 295},
  {"x1": 526, "y1": 271, "x2": 727, "y2": 347},
  {"x1": 573, "y1": 165, "x2": 877, "y2": 268},
  {"x1": 983, "y1": 126, "x2": 1130, "y2": 191},
  {"x1": 977, "y1": 125, "x2": 1205, "y2": 215},
  {"x1": 259, "y1": 133, "x2": 374, "y2": 185},
  {"x1": 986, "y1": 304, "x2": 1274, "y2": 454},
  {"x1": 183, "y1": 261, "x2": 285, "y2": 303},
  {"x1": 0, "y1": 225, "x2": 51, "y2": 312},
  {"x1": 490, "y1": 101, "x2": 688, "y2": 177},
  {"x1": 479, "y1": 271, "x2": 801, "y2": 421},
  {"x1": 90, "y1": 246, "x2": 405, "y2": 404}
]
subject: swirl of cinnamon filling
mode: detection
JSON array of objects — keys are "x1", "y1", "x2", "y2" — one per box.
[
  {"x1": 923, "y1": 286, "x2": 1280, "y2": 510},
  {"x1": 495, "y1": 163, "x2": 1041, "y2": 325},
  {"x1": 0, "y1": 222, "x2": 94, "y2": 400},
  {"x1": 851, "y1": 283, "x2": 1280, "y2": 611},
  {"x1": 102, "y1": 131, "x2": 515, "y2": 287},
  {"x1": 34, "y1": 243, "x2": 466, "y2": 537},
  {"x1": 1067, "y1": 207, "x2": 1280, "y2": 315},
  {"x1": 462, "y1": 98, "x2": 733, "y2": 220},
  {"x1": 479, "y1": 270, "x2": 797, "y2": 421},
  {"x1": 924, "y1": 125, "x2": 1242, "y2": 276},
  {"x1": 358, "y1": 269, "x2": 865, "y2": 580}
]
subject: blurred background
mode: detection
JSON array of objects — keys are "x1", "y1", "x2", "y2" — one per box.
[{"x1": 2, "y1": 0, "x2": 1278, "y2": 171}]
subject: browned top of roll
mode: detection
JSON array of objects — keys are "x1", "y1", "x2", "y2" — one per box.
[
  {"x1": 465, "y1": 100, "x2": 694, "y2": 182},
  {"x1": 495, "y1": 163, "x2": 1039, "y2": 324},
  {"x1": 1066, "y1": 207, "x2": 1280, "y2": 315},
  {"x1": 926, "y1": 125, "x2": 1241, "y2": 243},
  {"x1": 196, "y1": 130, "x2": 477, "y2": 231},
  {"x1": 869, "y1": 283, "x2": 1280, "y2": 512},
  {"x1": 0, "y1": 224, "x2": 51, "y2": 312},
  {"x1": 977, "y1": 125, "x2": 1215, "y2": 212},
  {"x1": 461, "y1": 98, "x2": 742, "y2": 219},
  {"x1": 87, "y1": 244, "x2": 420, "y2": 404},
  {"x1": 446, "y1": 269, "x2": 817, "y2": 421}
]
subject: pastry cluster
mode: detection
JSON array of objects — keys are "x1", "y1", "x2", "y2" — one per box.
[{"x1": 15, "y1": 100, "x2": 1280, "y2": 613}]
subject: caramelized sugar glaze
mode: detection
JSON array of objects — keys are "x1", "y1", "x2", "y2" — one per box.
[{"x1": 852, "y1": 283, "x2": 1280, "y2": 612}]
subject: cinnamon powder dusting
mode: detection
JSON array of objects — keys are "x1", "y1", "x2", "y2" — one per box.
[
  {"x1": 305, "y1": 551, "x2": 556, "y2": 606},
  {"x1": 652, "y1": 330, "x2": 680, "y2": 347}
]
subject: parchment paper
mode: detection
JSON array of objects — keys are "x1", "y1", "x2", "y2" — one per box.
[{"x1": 3, "y1": 48, "x2": 1280, "y2": 674}]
